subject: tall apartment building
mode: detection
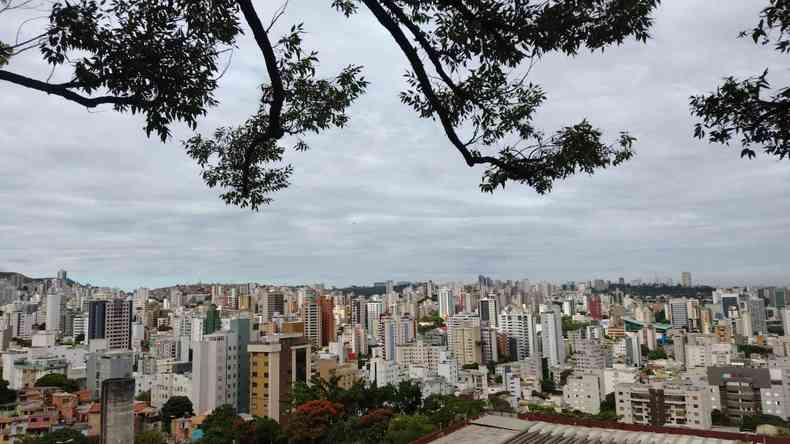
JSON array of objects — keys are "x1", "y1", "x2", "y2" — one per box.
[
  {"x1": 624, "y1": 333, "x2": 642, "y2": 368},
  {"x1": 681, "y1": 272, "x2": 692, "y2": 288},
  {"x1": 366, "y1": 301, "x2": 384, "y2": 338},
  {"x1": 480, "y1": 326, "x2": 498, "y2": 364},
  {"x1": 761, "y1": 358, "x2": 790, "y2": 420},
  {"x1": 563, "y1": 371, "x2": 604, "y2": 414},
  {"x1": 86, "y1": 350, "x2": 133, "y2": 400},
  {"x1": 498, "y1": 307, "x2": 537, "y2": 360},
  {"x1": 319, "y1": 295, "x2": 335, "y2": 347},
  {"x1": 351, "y1": 298, "x2": 367, "y2": 328},
  {"x1": 616, "y1": 382, "x2": 712, "y2": 429},
  {"x1": 587, "y1": 295, "x2": 602, "y2": 320},
  {"x1": 46, "y1": 292, "x2": 63, "y2": 333},
  {"x1": 302, "y1": 296, "x2": 321, "y2": 349},
  {"x1": 668, "y1": 298, "x2": 689, "y2": 330},
  {"x1": 248, "y1": 333, "x2": 310, "y2": 422},
  {"x1": 192, "y1": 330, "x2": 239, "y2": 415},
  {"x1": 573, "y1": 338, "x2": 607, "y2": 370},
  {"x1": 707, "y1": 367, "x2": 771, "y2": 423},
  {"x1": 478, "y1": 297, "x2": 498, "y2": 327},
  {"x1": 438, "y1": 287, "x2": 455, "y2": 319},
  {"x1": 541, "y1": 307, "x2": 565, "y2": 367},
  {"x1": 87, "y1": 299, "x2": 132, "y2": 351},
  {"x1": 747, "y1": 298, "x2": 767, "y2": 336},
  {"x1": 257, "y1": 291, "x2": 285, "y2": 321},
  {"x1": 686, "y1": 343, "x2": 732, "y2": 368}
]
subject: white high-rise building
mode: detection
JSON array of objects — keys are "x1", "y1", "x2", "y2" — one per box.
[
  {"x1": 499, "y1": 307, "x2": 538, "y2": 360},
  {"x1": 438, "y1": 287, "x2": 455, "y2": 319},
  {"x1": 366, "y1": 301, "x2": 384, "y2": 338},
  {"x1": 782, "y1": 308, "x2": 790, "y2": 338},
  {"x1": 624, "y1": 333, "x2": 642, "y2": 367},
  {"x1": 192, "y1": 331, "x2": 239, "y2": 415},
  {"x1": 541, "y1": 307, "x2": 565, "y2": 367},
  {"x1": 46, "y1": 292, "x2": 62, "y2": 333},
  {"x1": 303, "y1": 297, "x2": 321, "y2": 348}
]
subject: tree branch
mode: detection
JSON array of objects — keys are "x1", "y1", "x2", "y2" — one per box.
[
  {"x1": 361, "y1": 0, "x2": 513, "y2": 174},
  {"x1": 237, "y1": 0, "x2": 286, "y2": 196},
  {"x1": 0, "y1": 69, "x2": 141, "y2": 108}
]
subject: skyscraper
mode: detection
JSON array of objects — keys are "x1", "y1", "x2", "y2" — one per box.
[
  {"x1": 624, "y1": 333, "x2": 642, "y2": 367},
  {"x1": 351, "y1": 297, "x2": 367, "y2": 327},
  {"x1": 303, "y1": 295, "x2": 322, "y2": 348},
  {"x1": 192, "y1": 330, "x2": 239, "y2": 415},
  {"x1": 681, "y1": 272, "x2": 692, "y2": 288},
  {"x1": 46, "y1": 292, "x2": 62, "y2": 333},
  {"x1": 668, "y1": 298, "x2": 689, "y2": 329},
  {"x1": 499, "y1": 307, "x2": 536, "y2": 360},
  {"x1": 248, "y1": 333, "x2": 310, "y2": 422},
  {"x1": 87, "y1": 299, "x2": 132, "y2": 351},
  {"x1": 366, "y1": 301, "x2": 384, "y2": 338},
  {"x1": 228, "y1": 317, "x2": 250, "y2": 413},
  {"x1": 319, "y1": 295, "x2": 335, "y2": 347},
  {"x1": 748, "y1": 298, "x2": 767, "y2": 336},
  {"x1": 587, "y1": 294, "x2": 602, "y2": 320},
  {"x1": 478, "y1": 297, "x2": 498, "y2": 327},
  {"x1": 255, "y1": 290, "x2": 285, "y2": 321},
  {"x1": 540, "y1": 307, "x2": 565, "y2": 367},
  {"x1": 87, "y1": 350, "x2": 133, "y2": 400},
  {"x1": 438, "y1": 287, "x2": 455, "y2": 319}
]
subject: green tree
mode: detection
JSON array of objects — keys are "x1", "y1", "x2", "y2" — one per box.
[
  {"x1": 135, "y1": 429, "x2": 166, "y2": 444},
  {"x1": 691, "y1": 1, "x2": 790, "y2": 161},
  {"x1": 34, "y1": 373, "x2": 80, "y2": 393},
  {"x1": 647, "y1": 349, "x2": 667, "y2": 360},
  {"x1": 0, "y1": 380, "x2": 17, "y2": 404},
  {"x1": 161, "y1": 396, "x2": 194, "y2": 432},
  {"x1": 135, "y1": 390, "x2": 151, "y2": 403},
  {"x1": 0, "y1": 0, "x2": 659, "y2": 209},
  {"x1": 27, "y1": 428, "x2": 90, "y2": 444},
  {"x1": 393, "y1": 380, "x2": 422, "y2": 415},
  {"x1": 384, "y1": 414, "x2": 435, "y2": 444}
]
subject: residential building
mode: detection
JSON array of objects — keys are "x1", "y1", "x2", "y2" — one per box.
[
  {"x1": 192, "y1": 330, "x2": 239, "y2": 416},
  {"x1": 541, "y1": 307, "x2": 565, "y2": 367},
  {"x1": 616, "y1": 382, "x2": 711, "y2": 429},
  {"x1": 86, "y1": 351, "x2": 133, "y2": 400},
  {"x1": 563, "y1": 371, "x2": 604, "y2": 415},
  {"x1": 248, "y1": 333, "x2": 310, "y2": 422},
  {"x1": 87, "y1": 299, "x2": 132, "y2": 351},
  {"x1": 707, "y1": 366, "x2": 771, "y2": 423}
]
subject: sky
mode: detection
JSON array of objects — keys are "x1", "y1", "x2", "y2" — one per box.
[{"x1": 1, "y1": 1, "x2": 788, "y2": 290}]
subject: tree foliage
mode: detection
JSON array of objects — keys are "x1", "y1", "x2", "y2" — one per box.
[
  {"x1": 0, "y1": 0, "x2": 661, "y2": 209},
  {"x1": 22, "y1": 428, "x2": 91, "y2": 444},
  {"x1": 34, "y1": 373, "x2": 80, "y2": 393},
  {"x1": 197, "y1": 406, "x2": 287, "y2": 444},
  {"x1": 647, "y1": 349, "x2": 667, "y2": 360},
  {"x1": 160, "y1": 395, "x2": 194, "y2": 431},
  {"x1": 691, "y1": 0, "x2": 790, "y2": 160},
  {"x1": 134, "y1": 429, "x2": 166, "y2": 444},
  {"x1": 0, "y1": 380, "x2": 17, "y2": 404}
]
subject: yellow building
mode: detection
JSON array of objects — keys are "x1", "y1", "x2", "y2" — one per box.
[{"x1": 248, "y1": 333, "x2": 310, "y2": 422}]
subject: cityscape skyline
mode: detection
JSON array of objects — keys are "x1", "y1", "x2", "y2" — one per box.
[
  {"x1": 2, "y1": 1, "x2": 788, "y2": 291},
  {"x1": 3, "y1": 268, "x2": 789, "y2": 293}
]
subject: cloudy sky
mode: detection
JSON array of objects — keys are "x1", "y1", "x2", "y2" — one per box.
[{"x1": 1, "y1": 1, "x2": 788, "y2": 290}]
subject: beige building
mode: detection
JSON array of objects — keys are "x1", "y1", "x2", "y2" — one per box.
[
  {"x1": 616, "y1": 382, "x2": 712, "y2": 430},
  {"x1": 563, "y1": 371, "x2": 604, "y2": 414}
]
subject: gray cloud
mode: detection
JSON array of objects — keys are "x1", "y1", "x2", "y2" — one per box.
[{"x1": 1, "y1": 1, "x2": 788, "y2": 289}]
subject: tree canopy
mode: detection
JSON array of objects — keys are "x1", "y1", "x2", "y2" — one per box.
[
  {"x1": 34, "y1": 373, "x2": 80, "y2": 393},
  {"x1": 0, "y1": 0, "x2": 661, "y2": 210},
  {"x1": 160, "y1": 395, "x2": 194, "y2": 431},
  {"x1": 691, "y1": 0, "x2": 790, "y2": 161}
]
